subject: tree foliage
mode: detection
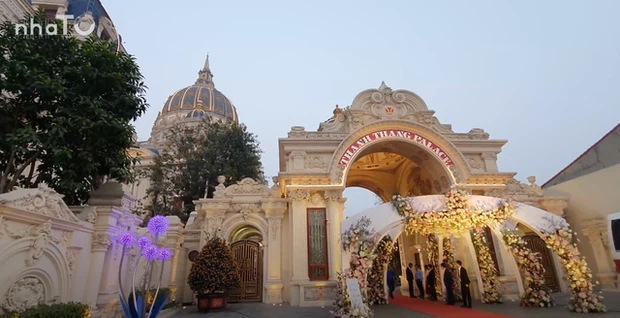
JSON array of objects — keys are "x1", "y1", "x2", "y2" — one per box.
[
  {"x1": 0, "y1": 14, "x2": 148, "y2": 204},
  {"x1": 187, "y1": 235, "x2": 240, "y2": 294},
  {"x1": 144, "y1": 118, "x2": 263, "y2": 222}
]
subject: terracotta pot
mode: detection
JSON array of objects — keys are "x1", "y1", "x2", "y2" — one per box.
[{"x1": 196, "y1": 293, "x2": 228, "y2": 312}]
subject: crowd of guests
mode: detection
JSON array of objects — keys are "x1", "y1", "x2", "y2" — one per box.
[{"x1": 386, "y1": 260, "x2": 472, "y2": 308}]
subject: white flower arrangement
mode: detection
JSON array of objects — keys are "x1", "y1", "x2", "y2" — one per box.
[
  {"x1": 471, "y1": 227, "x2": 502, "y2": 304},
  {"x1": 502, "y1": 230, "x2": 555, "y2": 308},
  {"x1": 540, "y1": 225, "x2": 606, "y2": 313},
  {"x1": 332, "y1": 217, "x2": 375, "y2": 318}
]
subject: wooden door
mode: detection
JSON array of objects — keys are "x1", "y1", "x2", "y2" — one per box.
[
  {"x1": 522, "y1": 234, "x2": 560, "y2": 292},
  {"x1": 229, "y1": 240, "x2": 263, "y2": 302}
]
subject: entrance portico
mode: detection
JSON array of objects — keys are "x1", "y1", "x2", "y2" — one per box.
[
  {"x1": 183, "y1": 82, "x2": 570, "y2": 306},
  {"x1": 276, "y1": 82, "x2": 569, "y2": 306}
]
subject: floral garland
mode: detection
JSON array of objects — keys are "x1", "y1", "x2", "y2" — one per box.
[
  {"x1": 367, "y1": 236, "x2": 395, "y2": 305},
  {"x1": 470, "y1": 227, "x2": 502, "y2": 304},
  {"x1": 332, "y1": 217, "x2": 375, "y2": 318},
  {"x1": 426, "y1": 235, "x2": 440, "y2": 293},
  {"x1": 392, "y1": 188, "x2": 514, "y2": 237},
  {"x1": 442, "y1": 238, "x2": 461, "y2": 301},
  {"x1": 540, "y1": 225, "x2": 606, "y2": 313},
  {"x1": 501, "y1": 230, "x2": 555, "y2": 308}
]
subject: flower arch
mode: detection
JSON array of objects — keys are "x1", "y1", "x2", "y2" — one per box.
[{"x1": 338, "y1": 189, "x2": 606, "y2": 314}]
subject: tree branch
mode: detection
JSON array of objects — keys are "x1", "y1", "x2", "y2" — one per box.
[
  {"x1": 6, "y1": 150, "x2": 41, "y2": 190},
  {"x1": 0, "y1": 148, "x2": 17, "y2": 193}
]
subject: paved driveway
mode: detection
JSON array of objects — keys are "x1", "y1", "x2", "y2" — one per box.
[{"x1": 173, "y1": 291, "x2": 620, "y2": 318}]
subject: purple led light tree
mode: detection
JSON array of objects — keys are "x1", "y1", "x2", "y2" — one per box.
[{"x1": 117, "y1": 216, "x2": 173, "y2": 318}]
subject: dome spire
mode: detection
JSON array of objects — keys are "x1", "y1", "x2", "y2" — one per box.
[{"x1": 196, "y1": 54, "x2": 214, "y2": 86}]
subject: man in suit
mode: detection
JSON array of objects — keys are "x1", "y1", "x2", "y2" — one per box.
[
  {"x1": 426, "y1": 265, "x2": 438, "y2": 301},
  {"x1": 406, "y1": 263, "x2": 416, "y2": 298},
  {"x1": 387, "y1": 266, "x2": 397, "y2": 299},
  {"x1": 456, "y1": 260, "x2": 472, "y2": 308},
  {"x1": 440, "y1": 263, "x2": 455, "y2": 305}
]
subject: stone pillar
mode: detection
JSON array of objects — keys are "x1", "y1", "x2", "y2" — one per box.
[
  {"x1": 582, "y1": 219, "x2": 617, "y2": 289},
  {"x1": 289, "y1": 189, "x2": 310, "y2": 281},
  {"x1": 264, "y1": 206, "x2": 286, "y2": 303},
  {"x1": 324, "y1": 190, "x2": 345, "y2": 280},
  {"x1": 84, "y1": 182, "x2": 142, "y2": 318},
  {"x1": 85, "y1": 235, "x2": 111, "y2": 309},
  {"x1": 397, "y1": 236, "x2": 408, "y2": 292},
  {"x1": 161, "y1": 216, "x2": 183, "y2": 293},
  {"x1": 288, "y1": 189, "x2": 310, "y2": 306}
]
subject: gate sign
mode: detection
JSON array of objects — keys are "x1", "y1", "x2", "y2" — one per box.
[
  {"x1": 345, "y1": 279, "x2": 366, "y2": 314},
  {"x1": 338, "y1": 129, "x2": 454, "y2": 167}
]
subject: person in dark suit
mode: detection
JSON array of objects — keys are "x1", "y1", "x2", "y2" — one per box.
[
  {"x1": 456, "y1": 260, "x2": 472, "y2": 308},
  {"x1": 387, "y1": 266, "x2": 397, "y2": 299},
  {"x1": 440, "y1": 263, "x2": 455, "y2": 305},
  {"x1": 406, "y1": 263, "x2": 416, "y2": 298},
  {"x1": 426, "y1": 265, "x2": 438, "y2": 301}
]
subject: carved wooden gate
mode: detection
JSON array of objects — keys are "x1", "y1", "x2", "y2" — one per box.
[
  {"x1": 229, "y1": 240, "x2": 263, "y2": 302},
  {"x1": 522, "y1": 234, "x2": 560, "y2": 292}
]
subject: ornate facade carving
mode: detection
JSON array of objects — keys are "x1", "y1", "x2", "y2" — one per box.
[
  {"x1": 323, "y1": 190, "x2": 343, "y2": 202},
  {"x1": 213, "y1": 177, "x2": 271, "y2": 198},
  {"x1": 205, "y1": 210, "x2": 227, "y2": 236},
  {"x1": 0, "y1": 220, "x2": 61, "y2": 266},
  {"x1": 465, "y1": 154, "x2": 484, "y2": 170},
  {"x1": 0, "y1": 183, "x2": 79, "y2": 222},
  {"x1": 287, "y1": 189, "x2": 310, "y2": 202},
  {"x1": 85, "y1": 206, "x2": 97, "y2": 224},
  {"x1": 92, "y1": 233, "x2": 112, "y2": 250},
  {"x1": 303, "y1": 286, "x2": 337, "y2": 301},
  {"x1": 330, "y1": 164, "x2": 346, "y2": 184},
  {"x1": 1, "y1": 277, "x2": 47, "y2": 312},
  {"x1": 231, "y1": 203, "x2": 260, "y2": 219},
  {"x1": 65, "y1": 247, "x2": 82, "y2": 279},
  {"x1": 504, "y1": 177, "x2": 543, "y2": 197},
  {"x1": 304, "y1": 156, "x2": 327, "y2": 169},
  {"x1": 265, "y1": 210, "x2": 284, "y2": 241},
  {"x1": 481, "y1": 152, "x2": 498, "y2": 160}
]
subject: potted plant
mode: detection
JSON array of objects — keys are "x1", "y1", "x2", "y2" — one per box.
[{"x1": 188, "y1": 236, "x2": 240, "y2": 312}]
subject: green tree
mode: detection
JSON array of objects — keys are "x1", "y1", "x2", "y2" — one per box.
[
  {"x1": 0, "y1": 14, "x2": 148, "y2": 204},
  {"x1": 144, "y1": 118, "x2": 263, "y2": 222}
]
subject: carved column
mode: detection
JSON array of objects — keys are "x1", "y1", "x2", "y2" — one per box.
[
  {"x1": 161, "y1": 216, "x2": 183, "y2": 294},
  {"x1": 265, "y1": 207, "x2": 286, "y2": 303},
  {"x1": 84, "y1": 234, "x2": 111, "y2": 308},
  {"x1": 289, "y1": 189, "x2": 310, "y2": 282},
  {"x1": 582, "y1": 220, "x2": 616, "y2": 288},
  {"x1": 397, "y1": 236, "x2": 408, "y2": 292},
  {"x1": 325, "y1": 190, "x2": 345, "y2": 280}
]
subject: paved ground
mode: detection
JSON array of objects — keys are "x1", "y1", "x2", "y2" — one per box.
[{"x1": 173, "y1": 291, "x2": 620, "y2": 317}]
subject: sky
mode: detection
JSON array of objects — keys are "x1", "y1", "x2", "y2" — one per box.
[{"x1": 102, "y1": 0, "x2": 619, "y2": 215}]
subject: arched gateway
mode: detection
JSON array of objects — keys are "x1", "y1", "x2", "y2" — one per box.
[{"x1": 181, "y1": 82, "x2": 571, "y2": 307}]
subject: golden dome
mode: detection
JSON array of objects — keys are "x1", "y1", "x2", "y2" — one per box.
[{"x1": 157, "y1": 56, "x2": 238, "y2": 123}]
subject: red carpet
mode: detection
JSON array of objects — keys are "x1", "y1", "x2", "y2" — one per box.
[{"x1": 390, "y1": 294, "x2": 511, "y2": 318}]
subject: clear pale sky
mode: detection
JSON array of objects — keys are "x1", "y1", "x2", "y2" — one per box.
[{"x1": 103, "y1": 0, "x2": 619, "y2": 215}]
